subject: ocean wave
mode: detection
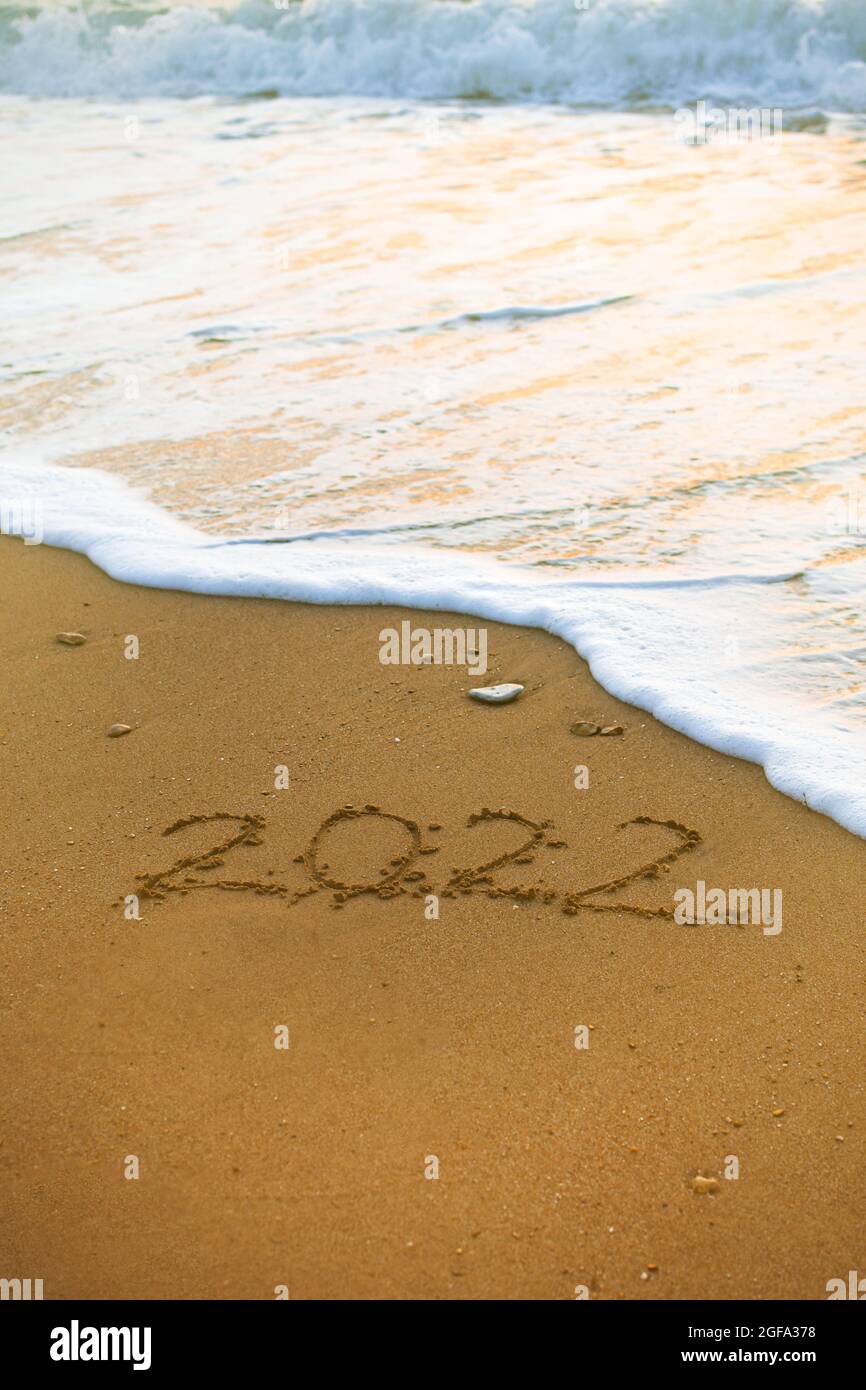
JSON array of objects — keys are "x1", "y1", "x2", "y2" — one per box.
[
  {"x1": 1, "y1": 0, "x2": 865, "y2": 110},
  {"x1": 3, "y1": 458, "x2": 866, "y2": 839}
]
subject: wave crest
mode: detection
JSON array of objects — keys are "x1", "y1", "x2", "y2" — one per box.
[{"x1": 1, "y1": 0, "x2": 865, "y2": 110}]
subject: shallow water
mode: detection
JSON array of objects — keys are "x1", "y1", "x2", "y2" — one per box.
[{"x1": 2, "y1": 1, "x2": 866, "y2": 834}]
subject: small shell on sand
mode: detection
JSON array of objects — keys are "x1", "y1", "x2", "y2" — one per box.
[
  {"x1": 571, "y1": 721, "x2": 600, "y2": 736},
  {"x1": 56, "y1": 632, "x2": 86, "y2": 646},
  {"x1": 108, "y1": 723, "x2": 133, "y2": 737},
  {"x1": 690, "y1": 1175, "x2": 720, "y2": 1195},
  {"x1": 468, "y1": 683, "x2": 524, "y2": 704},
  {"x1": 600, "y1": 724, "x2": 625, "y2": 736}
]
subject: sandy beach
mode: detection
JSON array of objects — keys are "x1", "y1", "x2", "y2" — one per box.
[{"x1": 1, "y1": 533, "x2": 863, "y2": 1300}]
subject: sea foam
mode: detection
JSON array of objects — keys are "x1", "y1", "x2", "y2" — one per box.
[
  {"x1": 3, "y1": 458, "x2": 866, "y2": 841},
  {"x1": 0, "y1": 0, "x2": 865, "y2": 111}
]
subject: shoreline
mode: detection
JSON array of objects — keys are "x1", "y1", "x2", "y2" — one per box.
[
  {"x1": 4, "y1": 456, "x2": 866, "y2": 840},
  {"x1": 2, "y1": 534, "x2": 864, "y2": 1300}
]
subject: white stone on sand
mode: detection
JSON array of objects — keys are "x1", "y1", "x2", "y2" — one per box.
[{"x1": 468, "y1": 683, "x2": 524, "y2": 704}]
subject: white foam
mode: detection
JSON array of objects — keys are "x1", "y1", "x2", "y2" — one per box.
[
  {"x1": 4, "y1": 457, "x2": 866, "y2": 840},
  {"x1": 1, "y1": 0, "x2": 865, "y2": 111}
]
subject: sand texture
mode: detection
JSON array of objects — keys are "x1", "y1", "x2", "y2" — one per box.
[{"x1": 1, "y1": 537, "x2": 864, "y2": 1300}]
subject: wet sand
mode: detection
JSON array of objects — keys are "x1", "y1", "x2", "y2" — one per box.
[{"x1": 1, "y1": 535, "x2": 863, "y2": 1300}]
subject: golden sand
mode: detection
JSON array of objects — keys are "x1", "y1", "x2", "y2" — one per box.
[{"x1": 1, "y1": 536, "x2": 863, "y2": 1299}]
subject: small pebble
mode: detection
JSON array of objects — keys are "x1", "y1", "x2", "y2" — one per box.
[
  {"x1": 690, "y1": 1175, "x2": 720, "y2": 1195},
  {"x1": 571, "y1": 721, "x2": 599, "y2": 736},
  {"x1": 56, "y1": 632, "x2": 86, "y2": 646},
  {"x1": 469, "y1": 683, "x2": 524, "y2": 704},
  {"x1": 108, "y1": 724, "x2": 133, "y2": 737},
  {"x1": 772, "y1": 1107, "x2": 785, "y2": 1117},
  {"x1": 600, "y1": 724, "x2": 625, "y2": 736}
]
